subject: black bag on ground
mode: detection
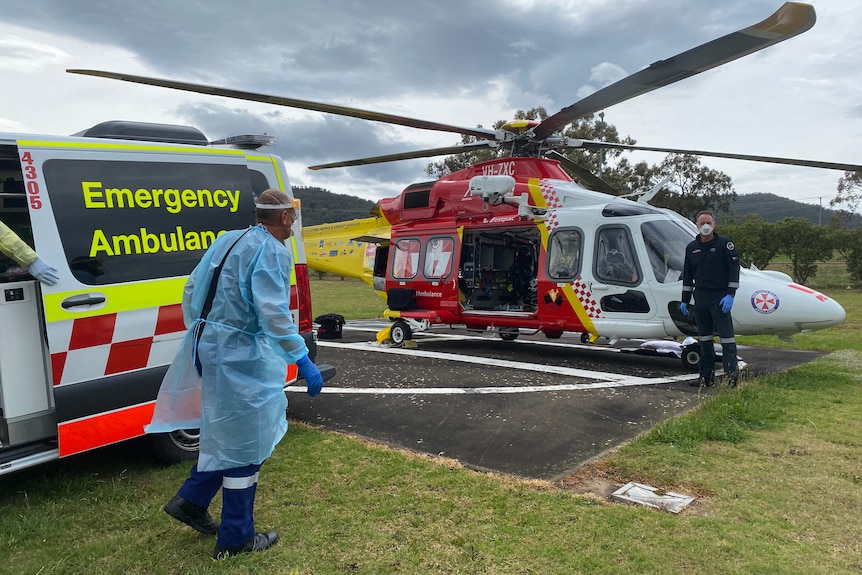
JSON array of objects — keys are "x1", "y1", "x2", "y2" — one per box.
[{"x1": 315, "y1": 313, "x2": 345, "y2": 339}]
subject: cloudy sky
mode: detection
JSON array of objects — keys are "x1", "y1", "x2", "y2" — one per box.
[{"x1": 2, "y1": 0, "x2": 860, "y2": 213}]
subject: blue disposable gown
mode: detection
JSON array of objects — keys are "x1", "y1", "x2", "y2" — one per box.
[{"x1": 146, "y1": 225, "x2": 309, "y2": 471}]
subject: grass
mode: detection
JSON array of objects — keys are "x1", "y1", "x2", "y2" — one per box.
[
  {"x1": 310, "y1": 275, "x2": 386, "y2": 320},
  {"x1": 2, "y1": 285, "x2": 861, "y2": 573}
]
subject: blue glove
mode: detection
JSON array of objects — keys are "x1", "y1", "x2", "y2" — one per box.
[
  {"x1": 679, "y1": 302, "x2": 689, "y2": 317},
  {"x1": 28, "y1": 258, "x2": 59, "y2": 286},
  {"x1": 296, "y1": 355, "x2": 323, "y2": 397},
  {"x1": 720, "y1": 294, "x2": 734, "y2": 314}
]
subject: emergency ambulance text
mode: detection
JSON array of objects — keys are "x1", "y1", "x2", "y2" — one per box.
[
  {"x1": 82, "y1": 182, "x2": 241, "y2": 214},
  {"x1": 90, "y1": 226, "x2": 228, "y2": 257}
]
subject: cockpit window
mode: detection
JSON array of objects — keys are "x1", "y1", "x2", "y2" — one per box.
[
  {"x1": 548, "y1": 229, "x2": 582, "y2": 280},
  {"x1": 595, "y1": 226, "x2": 640, "y2": 285},
  {"x1": 640, "y1": 220, "x2": 691, "y2": 283}
]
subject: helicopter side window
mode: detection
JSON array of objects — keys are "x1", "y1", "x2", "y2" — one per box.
[
  {"x1": 640, "y1": 220, "x2": 690, "y2": 283},
  {"x1": 595, "y1": 227, "x2": 640, "y2": 285},
  {"x1": 548, "y1": 229, "x2": 582, "y2": 280},
  {"x1": 392, "y1": 238, "x2": 420, "y2": 280},
  {"x1": 423, "y1": 237, "x2": 454, "y2": 279}
]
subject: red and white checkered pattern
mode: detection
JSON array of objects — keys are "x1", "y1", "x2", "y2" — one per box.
[
  {"x1": 572, "y1": 276, "x2": 602, "y2": 319},
  {"x1": 543, "y1": 210, "x2": 559, "y2": 233},
  {"x1": 538, "y1": 179, "x2": 563, "y2": 209},
  {"x1": 48, "y1": 304, "x2": 187, "y2": 386},
  {"x1": 537, "y1": 179, "x2": 562, "y2": 233}
]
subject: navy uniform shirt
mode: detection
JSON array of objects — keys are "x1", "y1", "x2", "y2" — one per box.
[{"x1": 681, "y1": 234, "x2": 740, "y2": 304}]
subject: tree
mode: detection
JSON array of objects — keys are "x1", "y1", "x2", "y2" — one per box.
[
  {"x1": 828, "y1": 225, "x2": 862, "y2": 287},
  {"x1": 829, "y1": 170, "x2": 862, "y2": 228},
  {"x1": 773, "y1": 217, "x2": 834, "y2": 284},
  {"x1": 649, "y1": 154, "x2": 736, "y2": 220},
  {"x1": 721, "y1": 215, "x2": 779, "y2": 269}
]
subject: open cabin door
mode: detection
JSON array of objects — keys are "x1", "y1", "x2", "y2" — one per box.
[{"x1": 458, "y1": 227, "x2": 539, "y2": 313}]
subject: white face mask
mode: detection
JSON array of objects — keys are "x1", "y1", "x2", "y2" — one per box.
[{"x1": 699, "y1": 223, "x2": 714, "y2": 236}]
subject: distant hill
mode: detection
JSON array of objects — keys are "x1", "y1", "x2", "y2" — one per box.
[
  {"x1": 293, "y1": 186, "x2": 376, "y2": 226},
  {"x1": 294, "y1": 186, "x2": 860, "y2": 229},
  {"x1": 718, "y1": 193, "x2": 860, "y2": 228}
]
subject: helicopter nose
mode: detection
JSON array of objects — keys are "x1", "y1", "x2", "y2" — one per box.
[{"x1": 792, "y1": 287, "x2": 846, "y2": 331}]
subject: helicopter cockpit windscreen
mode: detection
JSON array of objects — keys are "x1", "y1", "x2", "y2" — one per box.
[
  {"x1": 641, "y1": 220, "x2": 692, "y2": 283},
  {"x1": 595, "y1": 227, "x2": 640, "y2": 285}
]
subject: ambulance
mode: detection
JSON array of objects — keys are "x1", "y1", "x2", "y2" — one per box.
[{"x1": 0, "y1": 120, "x2": 331, "y2": 475}]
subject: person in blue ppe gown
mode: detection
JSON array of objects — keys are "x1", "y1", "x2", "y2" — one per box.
[
  {"x1": 679, "y1": 210, "x2": 740, "y2": 388},
  {"x1": 146, "y1": 188, "x2": 323, "y2": 559}
]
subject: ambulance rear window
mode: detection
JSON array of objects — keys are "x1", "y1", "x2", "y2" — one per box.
[{"x1": 43, "y1": 159, "x2": 258, "y2": 285}]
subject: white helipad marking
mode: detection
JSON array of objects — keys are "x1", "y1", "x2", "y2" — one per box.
[{"x1": 302, "y1": 334, "x2": 711, "y2": 395}]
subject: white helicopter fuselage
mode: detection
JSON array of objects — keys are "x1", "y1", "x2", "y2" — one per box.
[{"x1": 542, "y1": 180, "x2": 845, "y2": 341}]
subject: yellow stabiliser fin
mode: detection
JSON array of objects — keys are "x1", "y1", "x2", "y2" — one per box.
[{"x1": 302, "y1": 215, "x2": 391, "y2": 295}]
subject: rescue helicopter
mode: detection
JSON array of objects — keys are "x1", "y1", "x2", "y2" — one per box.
[{"x1": 68, "y1": 2, "x2": 858, "y2": 369}]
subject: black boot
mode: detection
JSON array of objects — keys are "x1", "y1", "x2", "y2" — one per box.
[
  {"x1": 213, "y1": 531, "x2": 279, "y2": 559},
  {"x1": 691, "y1": 376, "x2": 714, "y2": 388},
  {"x1": 728, "y1": 371, "x2": 739, "y2": 388},
  {"x1": 164, "y1": 495, "x2": 219, "y2": 536}
]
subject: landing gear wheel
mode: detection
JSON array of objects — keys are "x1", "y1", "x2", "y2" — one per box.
[
  {"x1": 580, "y1": 332, "x2": 590, "y2": 344},
  {"x1": 681, "y1": 344, "x2": 701, "y2": 371},
  {"x1": 389, "y1": 320, "x2": 412, "y2": 346},
  {"x1": 499, "y1": 329, "x2": 519, "y2": 341}
]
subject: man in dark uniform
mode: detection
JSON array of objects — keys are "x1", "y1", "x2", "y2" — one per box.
[{"x1": 680, "y1": 210, "x2": 740, "y2": 387}]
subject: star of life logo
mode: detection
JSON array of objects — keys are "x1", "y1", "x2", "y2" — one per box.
[{"x1": 751, "y1": 290, "x2": 779, "y2": 314}]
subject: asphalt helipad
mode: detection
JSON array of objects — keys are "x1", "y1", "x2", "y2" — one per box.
[{"x1": 288, "y1": 321, "x2": 824, "y2": 480}]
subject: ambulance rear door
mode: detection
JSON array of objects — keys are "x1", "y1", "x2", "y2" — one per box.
[{"x1": 19, "y1": 137, "x2": 257, "y2": 458}]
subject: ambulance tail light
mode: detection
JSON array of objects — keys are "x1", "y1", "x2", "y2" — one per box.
[{"x1": 293, "y1": 263, "x2": 314, "y2": 333}]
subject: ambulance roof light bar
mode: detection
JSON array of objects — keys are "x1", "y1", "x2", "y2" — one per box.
[{"x1": 209, "y1": 134, "x2": 277, "y2": 150}]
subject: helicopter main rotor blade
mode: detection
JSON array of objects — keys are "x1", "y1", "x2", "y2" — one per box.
[
  {"x1": 544, "y1": 150, "x2": 619, "y2": 194},
  {"x1": 534, "y1": 2, "x2": 816, "y2": 140},
  {"x1": 66, "y1": 69, "x2": 498, "y2": 141},
  {"x1": 564, "y1": 139, "x2": 862, "y2": 172},
  {"x1": 308, "y1": 140, "x2": 498, "y2": 170}
]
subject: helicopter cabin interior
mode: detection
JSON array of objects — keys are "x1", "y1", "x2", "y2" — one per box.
[{"x1": 459, "y1": 227, "x2": 540, "y2": 312}]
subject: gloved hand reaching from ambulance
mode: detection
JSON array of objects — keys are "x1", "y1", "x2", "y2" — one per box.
[
  {"x1": 296, "y1": 355, "x2": 323, "y2": 397},
  {"x1": 0, "y1": 221, "x2": 59, "y2": 286},
  {"x1": 28, "y1": 258, "x2": 60, "y2": 286}
]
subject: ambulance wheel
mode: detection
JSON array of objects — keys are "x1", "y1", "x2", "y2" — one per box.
[
  {"x1": 681, "y1": 344, "x2": 701, "y2": 372},
  {"x1": 499, "y1": 329, "x2": 519, "y2": 341},
  {"x1": 390, "y1": 321, "x2": 412, "y2": 346},
  {"x1": 150, "y1": 429, "x2": 200, "y2": 463}
]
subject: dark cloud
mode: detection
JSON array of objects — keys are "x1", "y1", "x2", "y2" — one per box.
[
  {"x1": 7, "y1": 0, "x2": 788, "y2": 107},
  {"x1": 7, "y1": 0, "x2": 841, "y2": 201},
  {"x1": 176, "y1": 101, "x2": 434, "y2": 198}
]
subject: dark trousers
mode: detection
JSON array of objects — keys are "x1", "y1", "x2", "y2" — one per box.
[
  {"x1": 177, "y1": 462, "x2": 262, "y2": 548},
  {"x1": 693, "y1": 291, "x2": 738, "y2": 382}
]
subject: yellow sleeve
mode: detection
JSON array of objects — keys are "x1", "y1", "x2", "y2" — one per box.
[{"x1": 0, "y1": 221, "x2": 38, "y2": 267}]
